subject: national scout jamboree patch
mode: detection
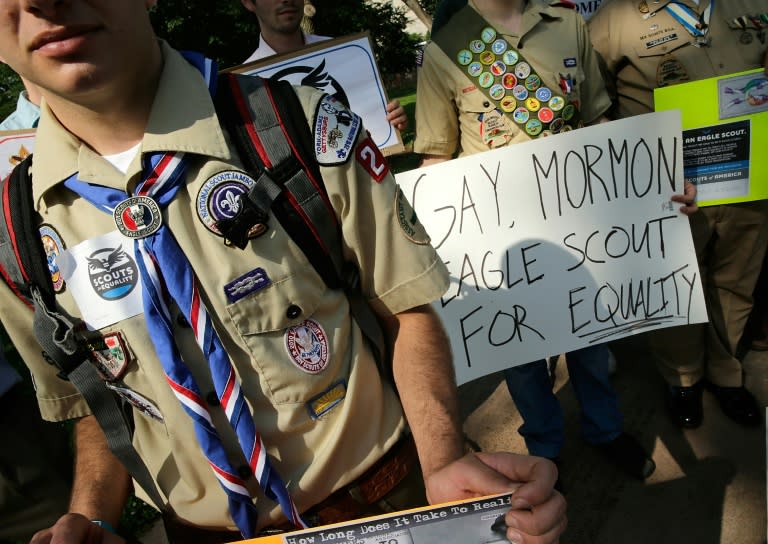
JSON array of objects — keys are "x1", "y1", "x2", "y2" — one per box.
[{"x1": 196, "y1": 170, "x2": 267, "y2": 240}]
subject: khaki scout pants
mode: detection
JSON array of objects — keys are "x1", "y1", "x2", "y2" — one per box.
[
  {"x1": 649, "y1": 201, "x2": 768, "y2": 387},
  {"x1": 0, "y1": 385, "x2": 72, "y2": 542}
]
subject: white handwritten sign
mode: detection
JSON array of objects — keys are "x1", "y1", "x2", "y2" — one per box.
[{"x1": 396, "y1": 111, "x2": 707, "y2": 385}]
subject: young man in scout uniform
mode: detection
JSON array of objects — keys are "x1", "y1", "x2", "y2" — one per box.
[
  {"x1": 239, "y1": 0, "x2": 409, "y2": 132},
  {"x1": 415, "y1": 0, "x2": 696, "y2": 483},
  {"x1": 589, "y1": 0, "x2": 768, "y2": 429},
  {"x1": 0, "y1": 1, "x2": 567, "y2": 543}
]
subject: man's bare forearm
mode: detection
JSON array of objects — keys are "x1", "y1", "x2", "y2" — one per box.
[
  {"x1": 383, "y1": 305, "x2": 464, "y2": 479},
  {"x1": 69, "y1": 415, "x2": 132, "y2": 526}
]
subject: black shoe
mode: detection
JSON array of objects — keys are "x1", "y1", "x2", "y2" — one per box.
[
  {"x1": 667, "y1": 383, "x2": 703, "y2": 429},
  {"x1": 595, "y1": 433, "x2": 656, "y2": 480},
  {"x1": 704, "y1": 381, "x2": 762, "y2": 427}
]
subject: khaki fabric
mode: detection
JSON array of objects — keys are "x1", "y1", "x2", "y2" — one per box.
[
  {"x1": 414, "y1": 0, "x2": 611, "y2": 158},
  {"x1": 589, "y1": 0, "x2": 768, "y2": 118},
  {"x1": 0, "y1": 43, "x2": 449, "y2": 530}
]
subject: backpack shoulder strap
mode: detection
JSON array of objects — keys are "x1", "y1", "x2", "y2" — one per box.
[{"x1": 215, "y1": 73, "x2": 389, "y2": 378}]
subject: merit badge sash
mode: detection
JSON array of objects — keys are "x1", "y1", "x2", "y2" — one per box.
[{"x1": 432, "y1": 4, "x2": 581, "y2": 139}]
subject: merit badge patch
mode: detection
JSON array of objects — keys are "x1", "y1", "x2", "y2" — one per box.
[
  {"x1": 284, "y1": 319, "x2": 330, "y2": 374},
  {"x1": 224, "y1": 267, "x2": 272, "y2": 303},
  {"x1": 196, "y1": 170, "x2": 267, "y2": 239},
  {"x1": 356, "y1": 134, "x2": 389, "y2": 183},
  {"x1": 306, "y1": 380, "x2": 347, "y2": 420},
  {"x1": 88, "y1": 331, "x2": 131, "y2": 381},
  {"x1": 39, "y1": 224, "x2": 66, "y2": 293},
  {"x1": 105, "y1": 382, "x2": 164, "y2": 422},
  {"x1": 314, "y1": 95, "x2": 362, "y2": 166},
  {"x1": 395, "y1": 187, "x2": 430, "y2": 245}
]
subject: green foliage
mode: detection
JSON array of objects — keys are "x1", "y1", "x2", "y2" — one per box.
[
  {"x1": 0, "y1": 64, "x2": 24, "y2": 122},
  {"x1": 418, "y1": 0, "x2": 440, "y2": 16}
]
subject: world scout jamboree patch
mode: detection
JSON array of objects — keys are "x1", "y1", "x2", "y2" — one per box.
[
  {"x1": 197, "y1": 170, "x2": 267, "y2": 240},
  {"x1": 314, "y1": 95, "x2": 362, "y2": 166},
  {"x1": 284, "y1": 319, "x2": 330, "y2": 374},
  {"x1": 39, "y1": 224, "x2": 66, "y2": 293}
]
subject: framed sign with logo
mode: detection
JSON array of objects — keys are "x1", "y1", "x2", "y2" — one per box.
[
  {"x1": 654, "y1": 68, "x2": 768, "y2": 206},
  {"x1": 0, "y1": 129, "x2": 35, "y2": 179},
  {"x1": 227, "y1": 32, "x2": 404, "y2": 156}
]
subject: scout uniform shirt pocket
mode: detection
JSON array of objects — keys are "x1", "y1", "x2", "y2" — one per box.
[
  {"x1": 632, "y1": 31, "x2": 690, "y2": 88},
  {"x1": 456, "y1": 88, "x2": 515, "y2": 150},
  {"x1": 224, "y1": 265, "x2": 348, "y2": 406}
]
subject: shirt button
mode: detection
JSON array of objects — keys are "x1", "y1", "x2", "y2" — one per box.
[
  {"x1": 286, "y1": 304, "x2": 302, "y2": 319},
  {"x1": 483, "y1": 101, "x2": 490, "y2": 108},
  {"x1": 206, "y1": 392, "x2": 220, "y2": 407},
  {"x1": 238, "y1": 465, "x2": 252, "y2": 479}
]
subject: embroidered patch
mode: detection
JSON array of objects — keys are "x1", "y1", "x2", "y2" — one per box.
[
  {"x1": 39, "y1": 224, "x2": 66, "y2": 293},
  {"x1": 306, "y1": 380, "x2": 347, "y2": 419},
  {"x1": 113, "y1": 196, "x2": 162, "y2": 239},
  {"x1": 646, "y1": 33, "x2": 678, "y2": 49},
  {"x1": 313, "y1": 95, "x2": 362, "y2": 166},
  {"x1": 656, "y1": 56, "x2": 689, "y2": 87},
  {"x1": 284, "y1": 319, "x2": 330, "y2": 374},
  {"x1": 395, "y1": 187, "x2": 430, "y2": 245},
  {"x1": 356, "y1": 135, "x2": 389, "y2": 183},
  {"x1": 563, "y1": 57, "x2": 577, "y2": 68},
  {"x1": 88, "y1": 331, "x2": 131, "y2": 381},
  {"x1": 105, "y1": 382, "x2": 164, "y2": 422},
  {"x1": 197, "y1": 170, "x2": 266, "y2": 239},
  {"x1": 224, "y1": 268, "x2": 272, "y2": 303}
]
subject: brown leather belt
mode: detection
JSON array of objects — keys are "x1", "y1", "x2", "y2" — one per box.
[{"x1": 163, "y1": 434, "x2": 420, "y2": 543}]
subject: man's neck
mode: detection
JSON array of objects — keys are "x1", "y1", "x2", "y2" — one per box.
[
  {"x1": 42, "y1": 43, "x2": 163, "y2": 157},
  {"x1": 473, "y1": 0, "x2": 525, "y2": 33},
  {"x1": 260, "y1": 28, "x2": 306, "y2": 55}
]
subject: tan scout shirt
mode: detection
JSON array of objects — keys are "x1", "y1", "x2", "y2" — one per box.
[
  {"x1": 0, "y1": 43, "x2": 449, "y2": 529},
  {"x1": 414, "y1": 0, "x2": 611, "y2": 157},
  {"x1": 589, "y1": 0, "x2": 768, "y2": 118}
]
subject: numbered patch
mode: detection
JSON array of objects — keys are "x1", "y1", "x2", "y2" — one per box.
[
  {"x1": 356, "y1": 134, "x2": 389, "y2": 183},
  {"x1": 395, "y1": 188, "x2": 430, "y2": 245},
  {"x1": 39, "y1": 224, "x2": 66, "y2": 293},
  {"x1": 314, "y1": 95, "x2": 362, "y2": 166},
  {"x1": 285, "y1": 319, "x2": 330, "y2": 374}
]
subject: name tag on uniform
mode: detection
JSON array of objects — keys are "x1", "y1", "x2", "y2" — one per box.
[{"x1": 59, "y1": 230, "x2": 144, "y2": 329}]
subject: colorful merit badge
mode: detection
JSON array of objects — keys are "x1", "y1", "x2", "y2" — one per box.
[
  {"x1": 197, "y1": 170, "x2": 267, "y2": 239},
  {"x1": 114, "y1": 196, "x2": 161, "y2": 239},
  {"x1": 284, "y1": 319, "x2": 330, "y2": 374},
  {"x1": 39, "y1": 224, "x2": 66, "y2": 293},
  {"x1": 88, "y1": 331, "x2": 131, "y2": 381}
]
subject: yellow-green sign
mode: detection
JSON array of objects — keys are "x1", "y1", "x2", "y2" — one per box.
[{"x1": 654, "y1": 68, "x2": 768, "y2": 207}]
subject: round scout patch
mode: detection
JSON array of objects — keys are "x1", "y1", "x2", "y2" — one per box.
[
  {"x1": 196, "y1": 170, "x2": 266, "y2": 239},
  {"x1": 457, "y1": 49, "x2": 473, "y2": 65},
  {"x1": 503, "y1": 50, "x2": 519, "y2": 65},
  {"x1": 550, "y1": 117, "x2": 565, "y2": 133},
  {"x1": 491, "y1": 60, "x2": 507, "y2": 76},
  {"x1": 481, "y1": 27, "x2": 497, "y2": 43},
  {"x1": 525, "y1": 119, "x2": 543, "y2": 136},
  {"x1": 535, "y1": 87, "x2": 553, "y2": 102},
  {"x1": 480, "y1": 51, "x2": 496, "y2": 65},
  {"x1": 549, "y1": 96, "x2": 565, "y2": 111},
  {"x1": 514, "y1": 62, "x2": 531, "y2": 79},
  {"x1": 562, "y1": 104, "x2": 576, "y2": 121},
  {"x1": 395, "y1": 187, "x2": 430, "y2": 245},
  {"x1": 39, "y1": 224, "x2": 66, "y2": 293},
  {"x1": 524, "y1": 74, "x2": 541, "y2": 91},
  {"x1": 656, "y1": 56, "x2": 690, "y2": 87},
  {"x1": 525, "y1": 97, "x2": 541, "y2": 112},
  {"x1": 114, "y1": 196, "x2": 162, "y2": 239},
  {"x1": 512, "y1": 85, "x2": 529, "y2": 100},
  {"x1": 538, "y1": 107, "x2": 555, "y2": 123},
  {"x1": 740, "y1": 31, "x2": 754, "y2": 44},
  {"x1": 500, "y1": 95, "x2": 517, "y2": 112},
  {"x1": 513, "y1": 107, "x2": 530, "y2": 124},
  {"x1": 468, "y1": 62, "x2": 483, "y2": 77},
  {"x1": 492, "y1": 39, "x2": 508, "y2": 55},
  {"x1": 470, "y1": 39, "x2": 485, "y2": 53},
  {"x1": 284, "y1": 319, "x2": 330, "y2": 374},
  {"x1": 478, "y1": 72, "x2": 494, "y2": 88},
  {"x1": 502, "y1": 73, "x2": 518, "y2": 89},
  {"x1": 489, "y1": 84, "x2": 506, "y2": 100}
]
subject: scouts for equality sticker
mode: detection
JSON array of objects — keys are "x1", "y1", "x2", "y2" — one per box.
[
  {"x1": 285, "y1": 319, "x2": 330, "y2": 374},
  {"x1": 395, "y1": 187, "x2": 430, "y2": 245},
  {"x1": 39, "y1": 224, "x2": 66, "y2": 293},
  {"x1": 314, "y1": 95, "x2": 362, "y2": 166}
]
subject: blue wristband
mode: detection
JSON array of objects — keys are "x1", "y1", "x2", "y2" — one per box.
[{"x1": 91, "y1": 520, "x2": 117, "y2": 534}]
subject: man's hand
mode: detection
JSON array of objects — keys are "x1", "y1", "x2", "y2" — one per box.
[
  {"x1": 385, "y1": 99, "x2": 408, "y2": 131},
  {"x1": 425, "y1": 452, "x2": 567, "y2": 544},
  {"x1": 31, "y1": 513, "x2": 126, "y2": 544},
  {"x1": 671, "y1": 180, "x2": 698, "y2": 216}
]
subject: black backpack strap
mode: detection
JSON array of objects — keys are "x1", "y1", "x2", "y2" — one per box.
[
  {"x1": 0, "y1": 156, "x2": 168, "y2": 513},
  {"x1": 215, "y1": 74, "x2": 389, "y2": 379}
]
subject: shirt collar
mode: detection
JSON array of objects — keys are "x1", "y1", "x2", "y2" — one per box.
[{"x1": 32, "y1": 41, "x2": 231, "y2": 208}]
